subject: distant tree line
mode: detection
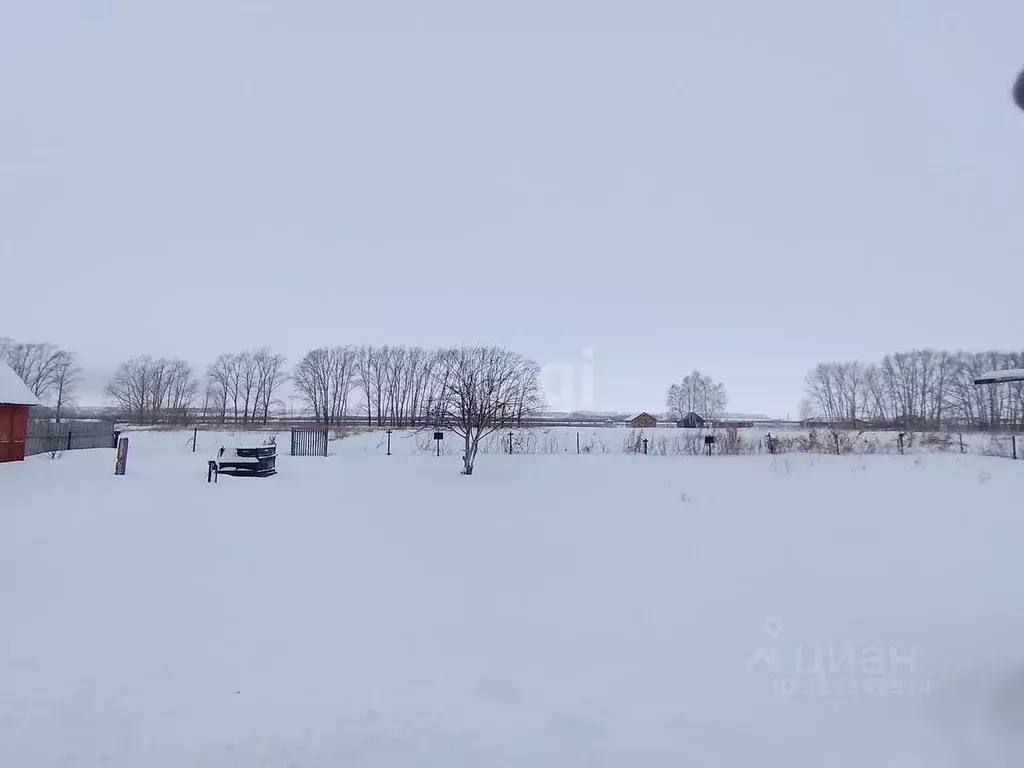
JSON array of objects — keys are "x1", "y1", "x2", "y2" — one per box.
[
  {"x1": 99, "y1": 344, "x2": 544, "y2": 435},
  {"x1": 802, "y1": 350, "x2": 1024, "y2": 430},
  {"x1": 292, "y1": 345, "x2": 543, "y2": 436},
  {"x1": 292, "y1": 345, "x2": 514, "y2": 428},
  {"x1": 0, "y1": 337, "x2": 81, "y2": 421},
  {"x1": 18, "y1": 338, "x2": 1024, "y2": 434}
]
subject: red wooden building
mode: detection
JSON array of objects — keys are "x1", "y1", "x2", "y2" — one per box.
[{"x1": 0, "y1": 361, "x2": 40, "y2": 463}]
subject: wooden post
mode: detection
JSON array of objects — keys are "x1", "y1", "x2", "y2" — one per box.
[
  {"x1": 192, "y1": 427, "x2": 198, "y2": 453},
  {"x1": 66, "y1": 428, "x2": 73, "y2": 451},
  {"x1": 577, "y1": 432, "x2": 580, "y2": 454},
  {"x1": 323, "y1": 429, "x2": 328, "y2": 457},
  {"x1": 959, "y1": 433, "x2": 965, "y2": 454},
  {"x1": 114, "y1": 437, "x2": 129, "y2": 475},
  {"x1": 508, "y1": 431, "x2": 514, "y2": 455},
  {"x1": 386, "y1": 429, "x2": 392, "y2": 456},
  {"x1": 1014, "y1": 435, "x2": 1018, "y2": 460},
  {"x1": 898, "y1": 432, "x2": 905, "y2": 455}
]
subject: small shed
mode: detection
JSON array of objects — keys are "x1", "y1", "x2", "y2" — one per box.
[
  {"x1": 0, "y1": 361, "x2": 41, "y2": 463},
  {"x1": 628, "y1": 412, "x2": 658, "y2": 429},
  {"x1": 677, "y1": 412, "x2": 707, "y2": 428}
]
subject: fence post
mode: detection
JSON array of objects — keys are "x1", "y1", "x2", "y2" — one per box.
[
  {"x1": 577, "y1": 432, "x2": 580, "y2": 455},
  {"x1": 959, "y1": 433, "x2": 965, "y2": 454},
  {"x1": 898, "y1": 432, "x2": 905, "y2": 455},
  {"x1": 1014, "y1": 435, "x2": 1018, "y2": 460},
  {"x1": 323, "y1": 429, "x2": 328, "y2": 457},
  {"x1": 833, "y1": 431, "x2": 840, "y2": 455},
  {"x1": 642, "y1": 438, "x2": 648, "y2": 455},
  {"x1": 508, "y1": 431, "x2": 514, "y2": 455},
  {"x1": 112, "y1": 430, "x2": 121, "y2": 449},
  {"x1": 114, "y1": 437, "x2": 129, "y2": 475},
  {"x1": 66, "y1": 428, "x2": 73, "y2": 452},
  {"x1": 192, "y1": 427, "x2": 198, "y2": 453},
  {"x1": 386, "y1": 429, "x2": 392, "y2": 456}
]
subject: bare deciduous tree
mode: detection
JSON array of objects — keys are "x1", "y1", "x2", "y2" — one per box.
[
  {"x1": 253, "y1": 347, "x2": 288, "y2": 423},
  {"x1": 665, "y1": 371, "x2": 728, "y2": 422},
  {"x1": 51, "y1": 351, "x2": 82, "y2": 422},
  {"x1": 356, "y1": 346, "x2": 390, "y2": 426},
  {"x1": 198, "y1": 377, "x2": 223, "y2": 423},
  {"x1": 3, "y1": 340, "x2": 69, "y2": 399},
  {"x1": 1, "y1": 338, "x2": 82, "y2": 417},
  {"x1": 434, "y1": 346, "x2": 544, "y2": 475},
  {"x1": 206, "y1": 353, "x2": 240, "y2": 423}
]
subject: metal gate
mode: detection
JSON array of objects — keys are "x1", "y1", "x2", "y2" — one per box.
[{"x1": 290, "y1": 428, "x2": 328, "y2": 457}]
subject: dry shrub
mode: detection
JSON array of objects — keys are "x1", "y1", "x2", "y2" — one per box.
[
  {"x1": 579, "y1": 435, "x2": 609, "y2": 454},
  {"x1": 621, "y1": 429, "x2": 647, "y2": 454},
  {"x1": 538, "y1": 432, "x2": 561, "y2": 454},
  {"x1": 916, "y1": 431, "x2": 954, "y2": 452},
  {"x1": 766, "y1": 434, "x2": 800, "y2": 454},
  {"x1": 716, "y1": 426, "x2": 749, "y2": 455},
  {"x1": 791, "y1": 429, "x2": 824, "y2": 454}
]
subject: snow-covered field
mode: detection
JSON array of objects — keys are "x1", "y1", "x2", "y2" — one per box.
[
  {"x1": 342, "y1": 424, "x2": 1018, "y2": 458},
  {"x1": 4, "y1": 430, "x2": 1024, "y2": 766}
]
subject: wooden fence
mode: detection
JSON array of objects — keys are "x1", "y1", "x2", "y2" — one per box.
[{"x1": 25, "y1": 419, "x2": 117, "y2": 457}]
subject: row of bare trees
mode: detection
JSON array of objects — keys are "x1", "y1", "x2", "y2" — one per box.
[
  {"x1": 104, "y1": 356, "x2": 199, "y2": 425},
  {"x1": 203, "y1": 348, "x2": 289, "y2": 424},
  {"x1": 802, "y1": 350, "x2": 1024, "y2": 430},
  {"x1": 292, "y1": 345, "x2": 497, "y2": 427},
  {"x1": 103, "y1": 348, "x2": 288, "y2": 425},
  {"x1": 0, "y1": 337, "x2": 81, "y2": 421},
  {"x1": 101, "y1": 342, "x2": 543, "y2": 428}
]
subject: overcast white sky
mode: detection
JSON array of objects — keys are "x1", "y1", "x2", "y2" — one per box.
[{"x1": 2, "y1": 0, "x2": 1022, "y2": 417}]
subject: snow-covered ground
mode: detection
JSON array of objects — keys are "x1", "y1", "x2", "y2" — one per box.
[
  {"x1": 4, "y1": 430, "x2": 1024, "y2": 766},
  {"x1": 115, "y1": 424, "x2": 1024, "y2": 458}
]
